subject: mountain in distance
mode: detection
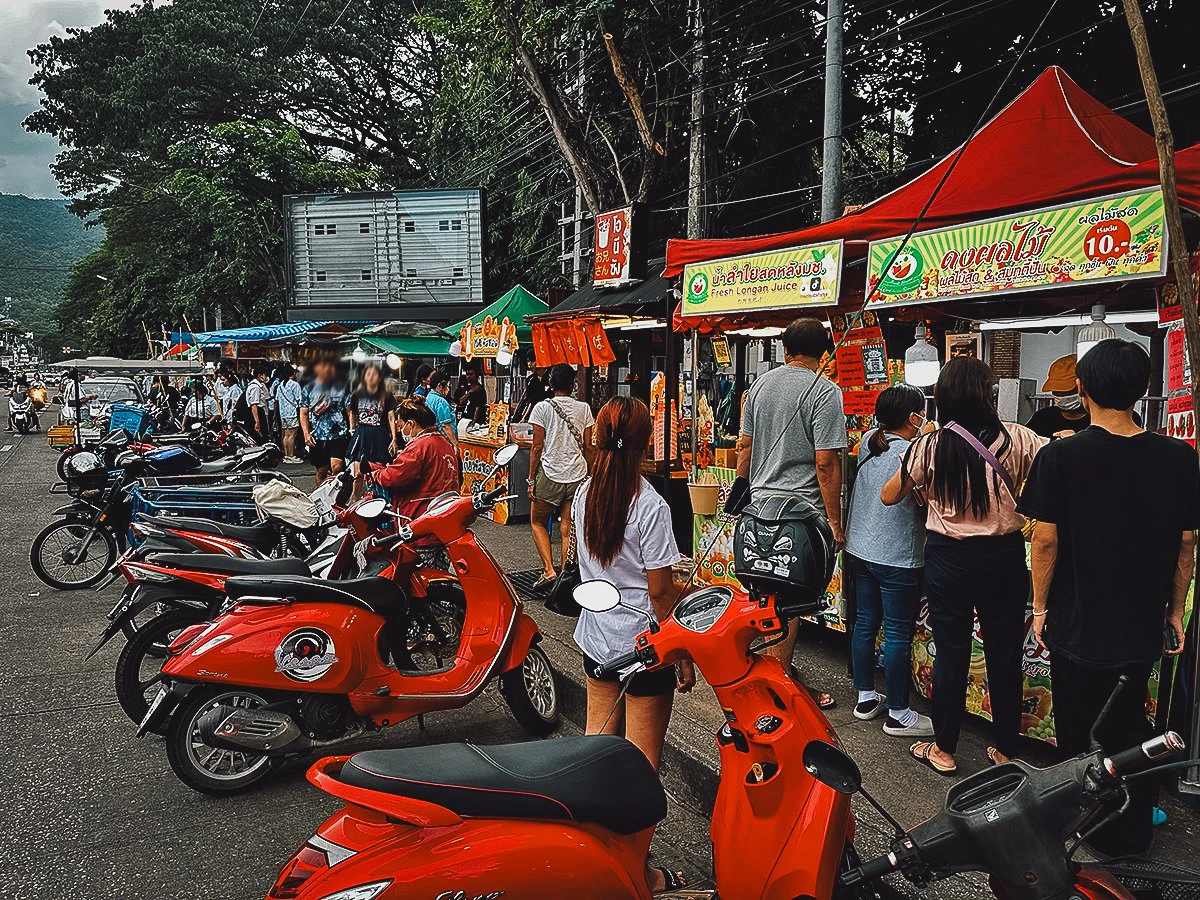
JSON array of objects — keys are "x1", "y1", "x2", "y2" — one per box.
[{"x1": 0, "y1": 193, "x2": 103, "y2": 356}]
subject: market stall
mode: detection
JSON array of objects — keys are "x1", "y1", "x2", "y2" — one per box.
[{"x1": 665, "y1": 65, "x2": 1200, "y2": 746}]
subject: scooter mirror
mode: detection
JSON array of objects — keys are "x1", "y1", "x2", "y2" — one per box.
[
  {"x1": 573, "y1": 580, "x2": 621, "y2": 613},
  {"x1": 357, "y1": 497, "x2": 388, "y2": 519},
  {"x1": 492, "y1": 444, "x2": 519, "y2": 467},
  {"x1": 802, "y1": 741, "x2": 862, "y2": 795}
]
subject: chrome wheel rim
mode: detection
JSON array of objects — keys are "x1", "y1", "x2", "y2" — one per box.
[
  {"x1": 523, "y1": 649, "x2": 557, "y2": 721},
  {"x1": 184, "y1": 691, "x2": 271, "y2": 782}
]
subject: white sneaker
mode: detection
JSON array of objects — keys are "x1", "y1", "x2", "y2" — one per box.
[
  {"x1": 883, "y1": 712, "x2": 934, "y2": 737},
  {"x1": 283, "y1": 456, "x2": 304, "y2": 464},
  {"x1": 853, "y1": 695, "x2": 887, "y2": 720}
]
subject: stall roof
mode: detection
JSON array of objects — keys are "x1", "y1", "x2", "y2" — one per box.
[
  {"x1": 529, "y1": 258, "x2": 672, "y2": 321},
  {"x1": 664, "y1": 67, "x2": 1182, "y2": 277},
  {"x1": 447, "y1": 285, "x2": 547, "y2": 342},
  {"x1": 360, "y1": 336, "x2": 452, "y2": 357},
  {"x1": 183, "y1": 321, "x2": 347, "y2": 345},
  {"x1": 50, "y1": 357, "x2": 204, "y2": 375}
]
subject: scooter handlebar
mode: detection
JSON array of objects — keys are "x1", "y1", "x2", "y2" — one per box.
[
  {"x1": 1105, "y1": 732, "x2": 1185, "y2": 779},
  {"x1": 838, "y1": 853, "x2": 898, "y2": 889}
]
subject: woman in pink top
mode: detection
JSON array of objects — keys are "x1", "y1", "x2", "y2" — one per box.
[{"x1": 882, "y1": 358, "x2": 1045, "y2": 775}]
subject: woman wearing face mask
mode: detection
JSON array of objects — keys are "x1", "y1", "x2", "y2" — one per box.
[{"x1": 364, "y1": 398, "x2": 459, "y2": 521}]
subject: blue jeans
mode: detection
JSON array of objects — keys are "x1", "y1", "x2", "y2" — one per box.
[{"x1": 850, "y1": 557, "x2": 921, "y2": 711}]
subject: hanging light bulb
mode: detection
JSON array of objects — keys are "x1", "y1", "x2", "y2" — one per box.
[
  {"x1": 495, "y1": 347, "x2": 513, "y2": 367},
  {"x1": 351, "y1": 343, "x2": 367, "y2": 363},
  {"x1": 1076, "y1": 303, "x2": 1117, "y2": 359},
  {"x1": 904, "y1": 324, "x2": 941, "y2": 387},
  {"x1": 385, "y1": 353, "x2": 402, "y2": 372},
  {"x1": 448, "y1": 340, "x2": 463, "y2": 358}
]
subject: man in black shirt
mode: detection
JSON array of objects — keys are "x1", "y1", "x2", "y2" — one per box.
[
  {"x1": 1018, "y1": 339, "x2": 1197, "y2": 855},
  {"x1": 1025, "y1": 354, "x2": 1091, "y2": 437}
]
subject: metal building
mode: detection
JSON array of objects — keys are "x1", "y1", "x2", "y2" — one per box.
[{"x1": 284, "y1": 189, "x2": 486, "y2": 323}]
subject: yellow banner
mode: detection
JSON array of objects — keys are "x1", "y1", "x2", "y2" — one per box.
[{"x1": 681, "y1": 241, "x2": 843, "y2": 317}]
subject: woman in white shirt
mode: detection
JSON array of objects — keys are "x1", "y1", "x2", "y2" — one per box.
[
  {"x1": 182, "y1": 382, "x2": 220, "y2": 430},
  {"x1": 572, "y1": 396, "x2": 693, "y2": 894}
]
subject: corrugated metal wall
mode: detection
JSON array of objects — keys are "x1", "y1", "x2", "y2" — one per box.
[{"x1": 286, "y1": 190, "x2": 484, "y2": 311}]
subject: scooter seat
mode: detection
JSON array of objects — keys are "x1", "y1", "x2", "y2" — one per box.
[
  {"x1": 341, "y1": 735, "x2": 666, "y2": 835},
  {"x1": 138, "y1": 515, "x2": 277, "y2": 547},
  {"x1": 147, "y1": 553, "x2": 310, "y2": 577},
  {"x1": 223, "y1": 575, "x2": 406, "y2": 614}
]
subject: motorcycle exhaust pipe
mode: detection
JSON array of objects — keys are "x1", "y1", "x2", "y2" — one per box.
[{"x1": 196, "y1": 705, "x2": 302, "y2": 754}]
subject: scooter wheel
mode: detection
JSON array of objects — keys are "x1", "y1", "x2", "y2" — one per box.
[
  {"x1": 115, "y1": 609, "x2": 206, "y2": 726},
  {"x1": 500, "y1": 644, "x2": 559, "y2": 736},
  {"x1": 30, "y1": 520, "x2": 117, "y2": 590},
  {"x1": 165, "y1": 685, "x2": 278, "y2": 795}
]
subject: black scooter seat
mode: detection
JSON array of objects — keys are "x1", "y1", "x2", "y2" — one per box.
[
  {"x1": 340, "y1": 735, "x2": 666, "y2": 835},
  {"x1": 224, "y1": 575, "x2": 406, "y2": 614},
  {"x1": 138, "y1": 515, "x2": 276, "y2": 547},
  {"x1": 147, "y1": 553, "x2": 310, "y2": 577}
]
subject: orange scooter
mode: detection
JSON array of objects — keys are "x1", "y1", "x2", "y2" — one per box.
[{"x1": 140, "y1": 446, "x2": 560, "y2": 795}]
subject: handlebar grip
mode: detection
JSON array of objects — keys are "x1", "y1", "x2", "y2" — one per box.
[
  {"x1": 1106, "y1": 732, "x2": 1186, "y2": 778},
  {"x1": 839, "y1": 853, "x2": 898, "y2": 890},
  {"x1": 480, "y1": 485, "x2": 507, "y2": 506},
  {"x1": 596, "y1": 650, "x2": 642, "y2": 678}
]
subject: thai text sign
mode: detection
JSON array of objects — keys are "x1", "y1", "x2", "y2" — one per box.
[
  {"x1": 594, "y1": 207, "x2": 633, "y2": 286},
  {"x1": 459, "y1": 315, "x2": 518, "y2": 361},
  {"x1": 681, "y1": 241, "x2": 844, "y2": 317},
  {"x1": 866, "y1": 189, "x2": 1167, "y2": 307}
]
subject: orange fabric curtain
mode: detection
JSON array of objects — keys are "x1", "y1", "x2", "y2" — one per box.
[{"x1": 582, "y1": 320, "x2": 616, "y2": 366}]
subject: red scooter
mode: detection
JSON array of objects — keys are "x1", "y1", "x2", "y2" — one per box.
[
  {"x1": 140, "y1": 446, "x2": 559, "y2": 795},
  {"x1": 268, "y1": 578, "x2": 1193, "y2": 900}
]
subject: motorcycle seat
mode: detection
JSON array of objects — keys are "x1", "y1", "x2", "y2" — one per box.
[
  {"x1": 223, "y1": 575, "x2": 406, "y2": 615},
  {"x1": 196, "y1": 458, "x2": 239, "y2": 475},
  {"x1": 146, "y1": 553, "x2": 310, "y2": 577},
  {"x1": 340, "y1": 735, "x2": 666, "y2": 835},
  {"x1": 137, "y1": 515, "x2": 276, "y2": 547}
]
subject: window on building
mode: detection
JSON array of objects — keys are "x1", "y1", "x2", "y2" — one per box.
[
  {"x1": 402, "y1": 219, "x2": 415, "y2": 233},
  {"x1": 406, "y1": 268, "x2": 417, "y2": 277},
  {"x1": 451, "y1": 219, "x2": 462, "y2": 231},
  {"x1": 315, "y1": 271, "x2": 327, "y2": 282},
  {"x1": 438, "y1": 219, "x2": 449, "y2": 232},
  {"x1": 314, "y1": 224, "x2": 325, "y2": 235},
  {"x1": 361, "y1": 269, "x2": 373, "y2": 281},
  {"x1": 314, "y1": 223, "x2": 337, "y2": 236},
  {"x1": 452, "y1": 267, "x2": 465, "y2": 278},
  {"x1": 360, "y1": 223, "x2": 370, "y2": 234}
]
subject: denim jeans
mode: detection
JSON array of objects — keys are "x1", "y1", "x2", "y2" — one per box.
[{"x1": 850, "y1": 556, "x2": 921, "y2": 711}]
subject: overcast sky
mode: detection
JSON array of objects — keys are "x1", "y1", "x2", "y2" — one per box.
[{"x1": 0, "y1": 0, "x2": 137, "y2": 198}]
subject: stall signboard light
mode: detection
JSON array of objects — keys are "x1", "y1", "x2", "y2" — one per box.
[
  {"x1": 459, "y1": 315, "x2": 519, "y2": 361},
  {"x1": 866, "y1": 188, "x2": 1168, "y2": 308},
  {"x1": 681, "y1": 241, "x2": 844, "y2": 318},
  {"x1": 594, "y1": 207, "x2": 634, "y2": 286}
]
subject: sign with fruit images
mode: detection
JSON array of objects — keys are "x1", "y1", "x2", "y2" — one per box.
[
  {"x1": 681, "y1": 241, "x2": 844, "y2": 318},
  {"x1": 866, "y1": 188, "x2": 1167, "y2": 307}
]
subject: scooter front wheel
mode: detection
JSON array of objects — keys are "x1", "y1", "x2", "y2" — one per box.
[
  {"x1": 30, "y1": 519, "x2": 117, "y2": 590},
  {"x1": 165, "y1": 685, "x2": 278, "y2": 795},
  {"x1": 115, "y1": 609, "x2": 206, "y2": 726},
  {"x1": 500, "y1": 645, "x2": 559, "y2": 736}
]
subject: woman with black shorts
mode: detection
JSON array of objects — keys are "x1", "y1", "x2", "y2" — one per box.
[{"x1": 572, "y1": 395, "x2": 693, "y2": 894}]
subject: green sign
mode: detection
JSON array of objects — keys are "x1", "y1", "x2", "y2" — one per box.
[
  {"x1": 866, "y1": 189, "x2": 1167, "y2": 307},
  {"x1": 681, "y1": 241, "x2": 843, "y2": 317}
]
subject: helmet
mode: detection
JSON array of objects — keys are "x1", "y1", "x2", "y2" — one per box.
[
  {"x1": 65, "y1": 451, "x2": 108, "y2": 490},
  {"x1": 733, "y1": 494, "x2": 835, "y2": 618}
]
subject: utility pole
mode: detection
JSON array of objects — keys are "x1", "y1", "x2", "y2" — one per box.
[
  {"x1": 820, "y1": 0, "x2": 845, "y2": 223},
  {"x1": 687, "y1": 0, "x2": 706, "y2": 239},
  {"x1": 1121, "y1": 0, "x2": 1200, "y2": 424},
  {"x1": 558, "y1": 47, "x2": 590, "y2": 288}
]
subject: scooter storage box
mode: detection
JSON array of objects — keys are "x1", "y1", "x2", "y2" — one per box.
[{"x1": 109, "y1": 403, "x2": 150, "y2": 436}]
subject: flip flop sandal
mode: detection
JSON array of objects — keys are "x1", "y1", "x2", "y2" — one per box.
[
  {"x1": 791, "y1": 666, "x2": 838, "y2": 710},
  {"x1": 652, "y1": 867, "x2": 688, "y2": 894},
  {"x1": 532, "y1": 574, "x2": 557, "y2": 591},
  {"x1": 910, "y1": 741, "x2": 957, "y2": 776},
  {"x1": 986, "y1": 747, "x2": 1010, "y2": 766}
]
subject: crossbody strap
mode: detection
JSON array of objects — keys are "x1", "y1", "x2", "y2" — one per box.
[
  {"x1": 548, "y1": 398, "x2": 587, "y2": 454},
  {"x1": 944, "y1": 421, "x2": 1016, "y2": 496}
]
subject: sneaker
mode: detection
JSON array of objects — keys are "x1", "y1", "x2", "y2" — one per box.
[
  {"x1": 853, "y1": 695, "x2": 887, "y2": 720},
  {"x1": 884, "y1": 712, "x2": 935, "y2": 737},
  {"x1": 283, "y1": 456, "x2": 304, "y2": 464}
]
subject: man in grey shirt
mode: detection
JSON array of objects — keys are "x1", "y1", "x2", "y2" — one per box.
[{"x1": 737, "y1": 317, "x2": 847, "y2": 693}]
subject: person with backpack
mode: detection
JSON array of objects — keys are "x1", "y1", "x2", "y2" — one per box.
[{"x1": 528, "y1": 364, "x2": 594, "y2": 589}]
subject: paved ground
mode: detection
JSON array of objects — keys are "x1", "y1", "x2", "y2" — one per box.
[{"x1": 1, "y1": 426, "x2": 1196, "y2": 899}]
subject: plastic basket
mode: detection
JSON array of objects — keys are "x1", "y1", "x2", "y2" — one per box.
[{"x1": 109, "y1": 404, "x2": 150, "y2": 436}]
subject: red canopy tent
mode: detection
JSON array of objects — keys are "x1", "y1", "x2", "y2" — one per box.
[{"x1": 665, "y1": 67, "x2": 1198, "y2": 301}]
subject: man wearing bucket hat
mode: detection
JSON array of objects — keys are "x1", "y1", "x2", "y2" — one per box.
[{"x1": 1026, "y1": 355, "x2": 1090, "y2": 439}]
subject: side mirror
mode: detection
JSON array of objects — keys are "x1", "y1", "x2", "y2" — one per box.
[
  {"x1": 802, "y1": 741, "x2": 862, "y2": 795},
  {"x1": 573, "y1": 580, "x2": 621, "y2": 613},
  {"x1": 493, "y1": 444, "x2": 518, "y2": 467},
  {"x1": 356, "y1": 497, "x2": 388, "y2": 519}
]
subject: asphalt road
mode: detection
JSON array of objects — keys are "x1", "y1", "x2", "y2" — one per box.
[{"x1": 3, "y1": 427, "x2": 1198, "y2": 899}]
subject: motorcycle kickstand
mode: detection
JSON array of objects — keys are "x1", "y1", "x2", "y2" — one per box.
[{"x1": 417, "y1": 713, "x2": 426, "y2": 732}]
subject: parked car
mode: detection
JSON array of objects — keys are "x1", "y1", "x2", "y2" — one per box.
[{"x1": 82, "y1": 377, "x2": 144, "y2": 422}]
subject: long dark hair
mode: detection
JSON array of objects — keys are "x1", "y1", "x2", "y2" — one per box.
[
  {"x1": 583, "y1": 396, "x2": 652, "y2": 566},
  {"x1": 866, "y1": 383, "x2": 926, "y2": 457},
  {"x1": 919, "y1": 357, "x2": 1010, "y2": 519}
]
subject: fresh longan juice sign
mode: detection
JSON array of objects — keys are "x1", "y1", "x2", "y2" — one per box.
[
  {"x1": 865, "y1": 188, "x2": 1168, "y2": 307},
  {"x1": 681, "y1": 241, "x2": 844, "y2": 317}
]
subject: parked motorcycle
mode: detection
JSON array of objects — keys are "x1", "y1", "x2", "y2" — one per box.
[{"x1": 139, "y1": 446, "x2": 559, "y2": 795}]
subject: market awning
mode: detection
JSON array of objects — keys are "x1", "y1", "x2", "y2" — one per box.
[
  {"x1": 664, "y1": 67, "x2": 1175, "y2": 277},
  {"x1": 528, "y1": 259, "x2": 671, "y2": 321},
  {"x1": 50, "y1": 357, "x2": 205, "y2": 375},
  {"x1": 182, "y1": 321, "x2": 341, "y2": 345},
  {"x1": 360, "y1": 335, "x2": 452, "y2": 357},
  {"x1": 447, "y1": 284, "x2": 547, "y2": 344}
]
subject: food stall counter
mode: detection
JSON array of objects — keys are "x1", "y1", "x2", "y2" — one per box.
[{"x1": 458, "y1": 431, "x2": 530, "y2": 524}]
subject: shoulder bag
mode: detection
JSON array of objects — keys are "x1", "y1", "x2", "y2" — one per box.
[{"x1": 545, "y1": 483, "x2": 585, "y2": 617}]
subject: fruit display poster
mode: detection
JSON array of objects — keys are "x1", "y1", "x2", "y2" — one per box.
[{"x1": 866, "y1": 188, "x2": 1167, "y2": 307}]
